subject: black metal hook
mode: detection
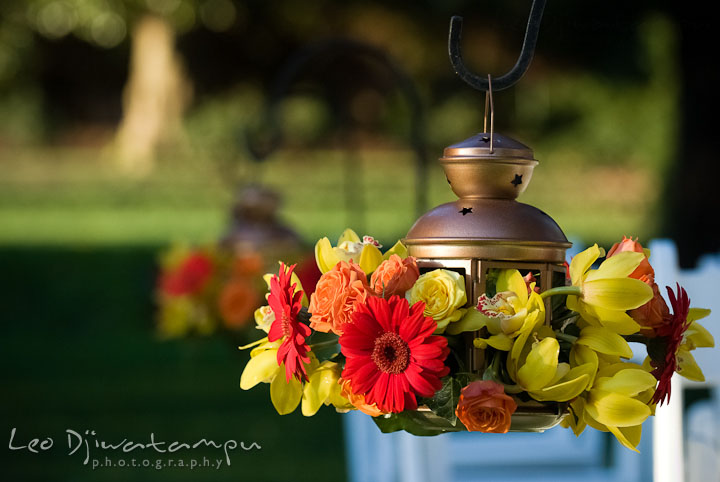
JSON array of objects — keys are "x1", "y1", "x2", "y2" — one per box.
[{"x1": 448, "y1": 0, "x2": 546, "y2": 92}]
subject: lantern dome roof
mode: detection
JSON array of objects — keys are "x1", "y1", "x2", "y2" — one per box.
[
  {"x1": 403, "y1": 199, "x2": 570, "y2": 262},
  {"x1": 404, "y1": 132, "x2": 570, "y2": 262}
]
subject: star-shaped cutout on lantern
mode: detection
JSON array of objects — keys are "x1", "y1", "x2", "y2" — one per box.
[
  {"x1": 459, "y1": 207, "x2": 472, "y2": 215},
  {"x1": 511, "y1": 174, "x2": 523, "y2": 187}
]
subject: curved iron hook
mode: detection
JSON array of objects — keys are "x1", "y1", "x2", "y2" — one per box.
[{"x1": 449, "y1": 0, "x2": 546, "y2": 92}]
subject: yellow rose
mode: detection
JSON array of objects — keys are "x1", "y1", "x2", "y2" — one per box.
[{"x1": 407, "y1": 269, "x2": 467, "y2": 333}]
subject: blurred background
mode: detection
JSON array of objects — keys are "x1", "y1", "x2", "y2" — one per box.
[{"x1": 1, "y1": 0, "x2": 718, "y2": 480}]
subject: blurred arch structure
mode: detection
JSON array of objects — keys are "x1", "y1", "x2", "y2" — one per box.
[{"x1": 245, "y1": 38, "x2": 430, "y2": 228}]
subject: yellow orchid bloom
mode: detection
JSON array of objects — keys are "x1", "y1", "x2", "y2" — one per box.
[
  {"x1": 562, "y1": 362, "x2": 656, "y2": 452},
  {"x1": 671, "y1": 307, "x2": 714, "y2": 381},
  {"x1": 315, "y1": 228, "x2": 402, "y2": 274},
  {"x1": 684, "y1": 308, "x2": 714, "y2": 350},
  {"x1": 545, "y1": 244, "x2": 653, "y2": 335},
  {"x1": 447, "y1": 270, "x2": 545, "y2": 352},
  {"x1": 507, "y1": 319, "x2": 594, "y2": 402},
  {"x1": 240, "y1": 340, "x2": 349, "y2": 416},
  {"x1": 240, "y1": 339, "x2": 303, "y2": 415},
  {"x1": 302, "y1": 358, "x2": 352, "y2": 416},
  {"x1": 576, "y1": 325, "x2": 633, "y2": 359}
]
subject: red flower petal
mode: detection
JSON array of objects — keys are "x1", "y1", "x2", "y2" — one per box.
[
  {"x1": 340, "y1": 296, "x2": 448, "y2": 413},
  {"x1": 267, "y1": 263, "x2": 311, "y2": 382}
]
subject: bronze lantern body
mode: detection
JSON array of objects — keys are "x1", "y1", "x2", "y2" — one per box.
[{"x1": 403, "y1": 132, "x2": 572, "y2": 432}]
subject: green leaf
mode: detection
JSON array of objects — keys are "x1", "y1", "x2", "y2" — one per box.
[
  {"x1": 306, "y1": 331, "x2": 341, "y2": 362},
  {"x1": 420, "y1": 373, "x2": 478, "y2": 425},
  {"x1": 372, "y1": 410, "x2": 462, "y2": 436},
  {"x1": 421, "y1": 377, "x2": 460, "y2": 425},
  {"x1": 485, "y1": 269, "x2": 500, "y2": 297}
]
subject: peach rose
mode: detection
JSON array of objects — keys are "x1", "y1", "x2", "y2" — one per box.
[
  {"x1": 219, "y1": 279, "x2": 261, "y2": 328},
  {"x1": 339, "y1": 378, "x2": 385, "y2": 417},
  {"x1": 309, "y1": 260, "x2": 368, "y2": 335},
  {"x1": 607, "y1": 236, "x2": 654, "y2": 282},
  {"x1": 455, "y1": 380, "x2": 517, "y2": 433},
  {"x1": 370, "y1": 255, "x2": 420, "y2": 298}
]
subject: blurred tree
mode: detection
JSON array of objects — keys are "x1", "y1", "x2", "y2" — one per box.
[
  {"x1": 114, "y1": 12, "x2": 191, "y2": 173},
  {"x1": 0, "y1": 0, "x2": 241, "y2": 172}
]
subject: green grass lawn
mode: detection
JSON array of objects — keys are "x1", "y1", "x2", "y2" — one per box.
[{"x1": 0, "y1": 146, "x2": 662, "y2": 249}]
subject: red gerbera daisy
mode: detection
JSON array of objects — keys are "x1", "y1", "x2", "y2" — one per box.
[
  {"x1": 650, "y1": 284, "x2": 690, "y2": 405},
  {"x1": 267, "y1": 263, "x2": 312, "y2": 382},
  {"x1": 340, "y1": 295, "x2": 450, "y2": 413}
]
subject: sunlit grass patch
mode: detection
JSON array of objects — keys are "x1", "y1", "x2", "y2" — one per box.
[{"x1": 0, "y1": 147, "x2": 660, "y2": 247}]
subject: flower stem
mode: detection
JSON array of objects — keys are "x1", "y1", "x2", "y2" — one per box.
[
  {"x1": 624, "y1": 334, "x2": 649, "y2": 345},
  {"x1": 540, "y1": 286, "x2": 582, "y2": 299},
  {"x1": 501, "y1": 383, "x2": 525, "y2": 394},
  {"x1": 482, "y1": 350, "x2": 502, "y2": 381},
  {"x1": 238, "y1": 337, "x2": 268, "y2": 350},
  {"x1": 555, "y1": 332, "x2": 578, "y2": 343},
  {"x1": 309, "y1": 339, "x2": 340, "y2": 350}
]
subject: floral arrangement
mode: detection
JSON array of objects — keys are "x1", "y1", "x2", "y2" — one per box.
[
  {"x1": 155, "y1": 244, "x2": 265, "y2": 337},
  {"x1": 239, "y1": 229, "x2": 713, "y2": 452}
]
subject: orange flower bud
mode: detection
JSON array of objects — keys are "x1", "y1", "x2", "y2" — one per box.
[
  {"x1": 629, "y1": 282, "x2": 670, "y2": 337},
  {"x1": 608, "y1": 237, "x2": 670, "y2": 336},
  {"x1": 607, "y1": 236, "x2": 654, "y2": 282}
]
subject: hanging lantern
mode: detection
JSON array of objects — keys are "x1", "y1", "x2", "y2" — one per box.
[
  {"x1": 239, "y1": 0, "x2": 715, "y2": 451},
  {"x1": 404, "y1": 130, "x2": 571, "y2": 432},
  {"x1": 399, "y1": 1, "x2": 571, "y2": 432}
]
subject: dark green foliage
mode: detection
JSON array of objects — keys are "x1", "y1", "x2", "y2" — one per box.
[{"x1": 0, "y1": 247, "x2": 346, "y2": 481}]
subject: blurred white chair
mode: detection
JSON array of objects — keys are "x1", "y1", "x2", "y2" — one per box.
[{"x1": 650, "y1": 240, "x2": 720, "y2": 482}]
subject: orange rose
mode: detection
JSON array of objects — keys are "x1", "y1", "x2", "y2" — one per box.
[
  {"x1": 339, "y1": 378, "x2": 385, "y2": 417},
  {"x1": 607, "y1": 236, "x2": 654, "y2": 282},
  {"x1": 455, "y1": 380, "x2": 517, "y2": 433},
  {"x1": 370, "y1": 255, "x2": 420, "y2": 298},
  {"x1": 309, "y1": 260, "x2": 368, "y2": 335},
  {"x1": 219, "y1": 279, "x2": 260, "y2": 328}
]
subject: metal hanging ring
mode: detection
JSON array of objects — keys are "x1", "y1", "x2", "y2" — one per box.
[
  {"x1": 448, "y1": 0, "x2": 546, "y2": 92},
  {"x1": 485, "y1": 75, "x2": 494, "y2": 152}
]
